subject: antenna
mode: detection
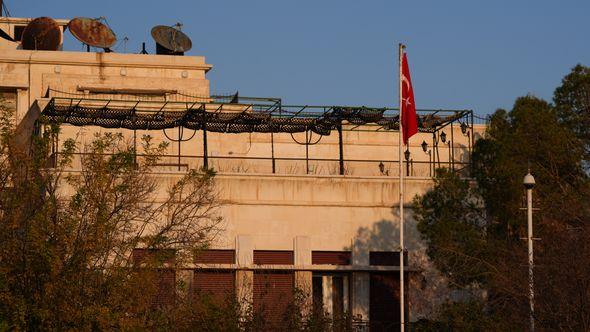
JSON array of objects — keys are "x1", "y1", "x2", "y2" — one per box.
[
  {"x1": 21, "y1": 17, "x2": 62, "y2": 51},
  {"x1": 122, "y1": 36, "x2": 129, "y2": 52},
  {"x1": 140, "y1": 42, "x2": 148, "y2": 54},
  {"x1": 67, "y1": 17, "x2": 117, "y2": 52},
  {"x1": 230, "y1": 91, "x2": 239, "y2": 104},
  {"x1": 151, "y1": 24, "x2": 192, "y2": 56},
  {"x1": 0, "y1": 0, "x2": 10, "y2": 17}
]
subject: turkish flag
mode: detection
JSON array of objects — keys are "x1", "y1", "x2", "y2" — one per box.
[{"x1": 401, "y1": 53, "x2": 418, "y2": 145}]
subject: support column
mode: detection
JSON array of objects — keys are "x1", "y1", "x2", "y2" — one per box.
[
  {"x1": 133, "y1": 129, "x2": 137, "y2": 167},
  {"x1": 352, "y1": 242, "x2": 370, "y2": 323},
  {"x1": 305, "y1": 131, "x2": 310, "y2": 174},
  {"x1": 449, "y1": 122, "x2": 455, "y2": 171},
  {"x1": 236, "y1": 235, "x2": 254, "y2": 315},
  {"x1": 271, "y1": 132, "x2": 276, "y2": 173},
  {"x1": 16, "y1": 88, "x2": 28, "y2": 124},
  {"x1": 338, "y1": 124, "x2": 344, "y2": 175},
  {"x1": 177, "y1": 269, "x2": 194, "y2": 302},
  {"x1": 323, "y1": 275, "x2": 334, "y2": 317},
  {"x1": 202, "y1": 127, "x2": 208, "y2": 169},
  {"x1": 469, "y1": 112, "x2": 474, "y2": 177},
  {"x1": 178, "y1": 127, "x2": 182, "y2": 171},
  {"x1": 294, "y1": 236, "x2": 312, "y2": 315}
]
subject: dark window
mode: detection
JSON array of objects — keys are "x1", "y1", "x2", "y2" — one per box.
[
  {"x1": 0, "y1": 91, "x2": 16, "y2": 114},
  {"x1": 369, "y1": 251, "x2": 407, "y2": 266},
  {"x1": 193, "y1": 250, "x2": 235, "y2": 305},
  {"x1": 253, "y1": 271, "x2": 294, "y2": 329},
  {"x1": 133, "y1": 248, "x2": 176, "y2": 266},
  {"x1": 253, "y1": 250, "x2": 294, "y2": 265},
  {"x1": 312, "y1": 275, "x2": 323, "y2": 314},
  {"x1": 14, "y1": 25, "x2": 26, "y2": 41},
  {"x1": 312, "y1": 251, "x2": 351, "y2": 265},
  {"x1": 370, "y1": 273, "x2": 400, "y2": 331},
  {"x1": 311, "y1": 273, "x2": 350, "y2": 321},
  {"x1": 132, "y1": 248, "x2": 176, "y2": 307},
  {"x1": 195, "y1": 249, "x2": 235, "y2": 264},
  {"x1": 332, "y1": 275, "x2": 345, "y2": 319},
  {"x1": 194, "y1": 270, "x2": 235, "y2": 304}
]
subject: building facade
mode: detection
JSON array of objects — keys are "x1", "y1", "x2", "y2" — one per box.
[{"x1": 0, "y1": 16, "x2": 485, "y2": 329}]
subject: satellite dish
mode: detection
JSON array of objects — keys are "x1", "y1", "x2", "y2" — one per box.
[
  {"x1": 151, "y1": 25, "x2": 192, "y2": 55},
  {"x1": 68, "y1": 17, "x2": 117, "y2": 49},
  {"x1": 21, "y1": 17, "x2": 62, "y2": 51}
]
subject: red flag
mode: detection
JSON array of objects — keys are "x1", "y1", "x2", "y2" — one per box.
[{"x1": 401, "y1": 52, "x2": 418, "y2": 145}]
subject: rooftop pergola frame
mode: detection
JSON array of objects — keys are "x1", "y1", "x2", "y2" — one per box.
[{"x1": 39, "y1": 95, "x2": 475, "y2": 177}]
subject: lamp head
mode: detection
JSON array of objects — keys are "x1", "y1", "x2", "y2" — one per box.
[
  {"x1": 461, "y1": 122, "x2": 468, "y2": 135},
  {"x1": 421, "y1": 140, "x2": 428, "y2": 152},
  {"x1": 404, "y1": 149, "x2": 411, "y2": 161},
  {"x1": 523, "y1": 172, "x2": 535, "y2": 189}
]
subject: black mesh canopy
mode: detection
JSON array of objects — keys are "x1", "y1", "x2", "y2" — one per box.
[{"x1": 40, "y1": 97, "x2": 469, "y2": 135}]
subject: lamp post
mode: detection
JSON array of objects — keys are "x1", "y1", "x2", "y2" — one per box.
[
  {"x1": 433, "y1": 132, "x2": 441, "y2": 169},
  {"x1": 404, "y1": 148, "x2": 411, "y2": 176},
  {"x1": 460, "y1": 121, "x2": 468, "y2": 135},
  {"x1": 378, "y1": 161, "x2": 389, "y2": 176},
  {"x1": 421, "y1": 140, "x2": 432, "y2": 177},
  {"x1": 460, "y1": 122, "x2": 472, "y2": 175},
  {"x1": 440, "y1": 131, "x2": 452, "y2": 170},
  {"x1": 523, "y1": 171, "x2": 536, "y2": 332}
]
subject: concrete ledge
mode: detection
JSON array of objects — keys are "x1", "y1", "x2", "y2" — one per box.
[
  {"x1": 191, "y1": 263, "x2": 420, "y2": 272},
  {"x1": 0, "y1": 50, "x2": 212, "y2": 71}
]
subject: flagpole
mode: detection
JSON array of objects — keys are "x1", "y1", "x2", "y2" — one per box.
[{"x1": 398, "y1": 42, "x2": 405, "y2": 332}]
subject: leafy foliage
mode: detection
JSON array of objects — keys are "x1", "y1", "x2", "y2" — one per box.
[
  {"x1": 473, "y1": 96, "x2": 587, "y2": 234},
  {"x1": 414, "y1": 169, "x2": 488, "y2": 287},
  {"x1": 0, "y1": 99, "x2": 226, "y2": 330},
  {"x1": 414, "y1": 66, "x2": 590, "y2": 330},
  {"x1": 554, "y1": 64, "x2": 590, "y2": 162},
  {"x1": 413, "y1": 300, "x2": 499, "y2": 332}
]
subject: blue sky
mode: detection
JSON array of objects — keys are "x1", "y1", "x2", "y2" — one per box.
[{"x1": 8, "y1": 0, "x2": 589, "y2": 115}]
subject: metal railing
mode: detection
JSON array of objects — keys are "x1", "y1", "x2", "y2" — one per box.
[{"x1": 51, "y1": 152, "x2": 471, "y2": 178}]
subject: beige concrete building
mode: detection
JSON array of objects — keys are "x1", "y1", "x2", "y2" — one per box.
[{"x1": 1, "y1": 15, "x2": 485, "y2": 330}]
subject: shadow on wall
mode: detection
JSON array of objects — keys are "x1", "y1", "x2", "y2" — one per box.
[
  {"x1": 346, "y1": 208, "x2": 423, "y2": 264},
  {"x1": 347, "y1": 208, "x2": 452, "y2": 321},
  {"x1": 15, "y1": 100, "x2": 42, "y2": 153}
]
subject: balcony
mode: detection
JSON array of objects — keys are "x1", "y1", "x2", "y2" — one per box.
[{"x1": 39, "y1": 93, "x2": 477, "y2": 179}]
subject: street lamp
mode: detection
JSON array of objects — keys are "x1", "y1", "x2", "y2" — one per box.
[
  {"x1": 421, "y1": 140, "x2": 432, "y2": 177},
  {"x1": 438, "y1": 131, "x2": 453, "y2": 169},
  {"x1": 378, "y1": 161, "x2": 389, "y2": 176},
  {"x1": 460, "y1": 122, "x2": 472, "y2": 176},
  {"x1": 460, "y1": 121, "x2": 468, "y2": 135},
  {"x1": 523, "y1": 171, "x2": 536, "y2": 332},
  {"x1": 404, "y1": 148, "x2": 411, "y2": 176}
]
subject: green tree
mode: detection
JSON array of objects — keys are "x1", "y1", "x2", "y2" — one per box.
[
  {"x1": 414, "y1": 168, "x2": 488, "y2": 288},
  {"x1": 415, "y1": 92, "x2": 590, "y2": 330},
  {"x1": 554, "y1": 64, "x2": 590, "y2": 162},
  {"x1": 473, "y1": 96, "x2": 587, "y2": 234},
  {"x1": 0, "y1": 98, "x2": 227, "y2": 330}
]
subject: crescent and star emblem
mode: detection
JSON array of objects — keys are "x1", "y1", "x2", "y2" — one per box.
[{"x1": 401, "y1": 74, "x2": 413, "y2": 108}]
